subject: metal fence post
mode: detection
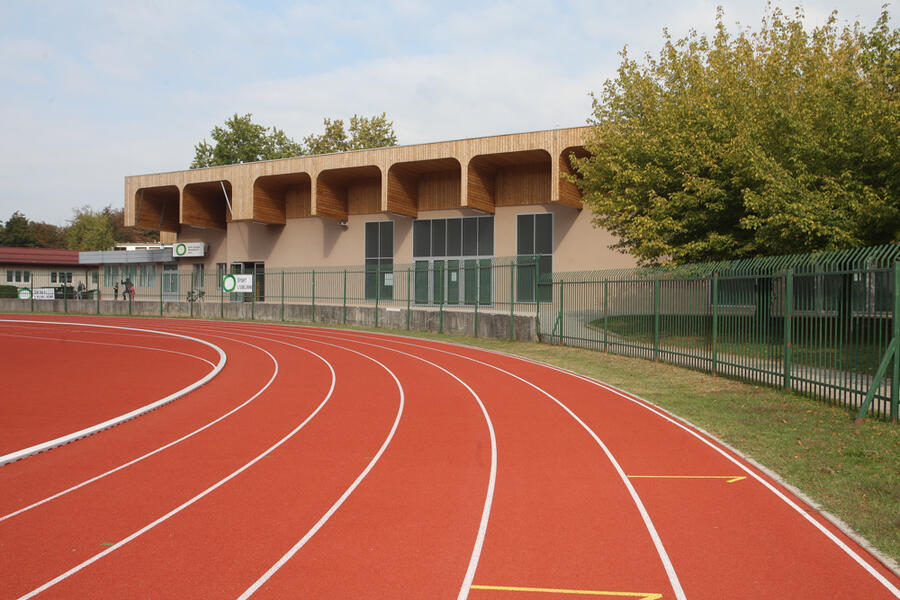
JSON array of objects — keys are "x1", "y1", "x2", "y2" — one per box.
[
  {"x1": 251, "y1": 267, "x2": 256, "y2": 321},
  {"x1": 406, "y1": 268, "x2": 411, "y2": 330},
  {"x1": 712, "y1": 273, "x2": 719, "y2": 375},
  {"x1": 219, "y1": 274, "x2": 224, "y2": 319},
  {"x1": 603, "y1": 279, "x2": 609, "y2": 352},
  {"x1": 281, "y1": 271, "x2": 285, "y2": 321},
  {"x1": 509, "y1": 261, "x2": 515, "y2": 341},
  {"x1": 30, "y1": 275, "x2": 34, "y2": 312},
  {"x1": 375, "y1": 264, "x2": 380, "y2": 328},
  {"x1": 558, "y1": 281, "x2": 565, "y2": 344},
  {"x1": 312, "y1": 269, "x2": 316, "y2": 323},
  {"x1": 653, "y1": 278, "x2": 661, "y2": 361},
  {"x1": 892, "y1": 260, "x2": 899, "y2": 422},
  {"x1": 64, "y1": 280, "x2": 68, "y2": 314},
  {"x1": 342, "y1": 269, "x2": 347, "y2": 325},
  {"x1": 784, "y1": 269, "x2": 794, "y2": 390},
  {"x1": 474, "y1": 263, "x2": 480, "y2": 338}
]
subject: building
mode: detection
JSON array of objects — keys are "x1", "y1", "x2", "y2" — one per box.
[
  {"x1": 0, "y1": 248, "x2": 97, "y2": 293},
  {"x1": 123, "y1": 126, "x2": 636, "y2": 306}
]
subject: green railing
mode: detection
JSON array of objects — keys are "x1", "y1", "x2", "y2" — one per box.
[{"x1": 5, "y1": 245, "x2": 897, "y2": 420}]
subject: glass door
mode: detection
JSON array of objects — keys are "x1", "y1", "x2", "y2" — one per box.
[{"x1": 162, "y1": 264, "x2": 179, "y2": 301}]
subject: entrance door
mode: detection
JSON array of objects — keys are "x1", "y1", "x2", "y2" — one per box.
[{"x1": 447, "y1": 260, "x2": 460, "y2": 305}]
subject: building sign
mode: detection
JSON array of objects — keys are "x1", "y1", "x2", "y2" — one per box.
[
  {"x1": 17, "y1": 288, "x2": 31, "y2": 300},
  {"x1": 174, "y1": 243, "x2": 205, "y2": 257},
  {"x1": 222, "y1": 274, "x2": 253, "y2": 293},
  {"x1": 33, "y1": 288, "x2": 55, "y2": 300}
]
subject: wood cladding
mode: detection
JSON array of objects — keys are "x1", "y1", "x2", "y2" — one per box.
[
  {"x1": 496, "y1": 164, "x2": 551, "y2": 206},
  {"x1": 125, "y1": 127, "x2": 592, "y2": 228},
  {"x1": 558, "y1": 146, "x2": 589, "y2": 209},
  {"x1": 254, "y1": 173, "x2": 311, "y2": 223},
  {"x1": 134, "y1": 186, "x2": 179, "y2": 232},
  {"x1": 418, "y1": 170, "x2": 460, "y2": 211},
  {"x1": 182, "y1": 182, "x2": 231, "y2": 229}
]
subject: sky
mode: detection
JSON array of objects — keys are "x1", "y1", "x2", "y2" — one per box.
[{"x1": 0, "y1": 0, "x2": 891, "y2": 226}]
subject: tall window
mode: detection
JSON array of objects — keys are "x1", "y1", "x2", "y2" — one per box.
[
  {"x1": 365, "y1": 221, "x2": 394, "y2": 300},
  {"x1": 413, "y1": 216, "x2": 493, "y2": 305},
  {"x1": 516, "y1": 213, "x2": 553, "y2": 302},
  {"x1": 192, "y1": 264, "x2": 205, "y2": 289},
  {"x1": 138, "y1": 265, "x2": 156, "y2": 287},
  {"x1": 5, "y1": 271, "x2": 11, "y2": 282},
  {"x1": 104, "y1": 265, "x2": 120, "y2": 286}
]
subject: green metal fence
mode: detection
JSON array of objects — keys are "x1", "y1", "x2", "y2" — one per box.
[
  {"x1": 5, "y1": 245, "x2": 897, "y2": 420},
  {"x1": 544, "y1": 244, "x2": 899, "y2": 422}
]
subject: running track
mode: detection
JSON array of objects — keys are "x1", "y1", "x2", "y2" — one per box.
[{"x1": 0, "y1": 315, "x2": 898, "y2": 599}]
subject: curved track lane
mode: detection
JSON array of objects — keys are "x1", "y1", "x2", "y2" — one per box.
[{"x1": 0, "y1": 316, "x2": 897, "y2": 600}]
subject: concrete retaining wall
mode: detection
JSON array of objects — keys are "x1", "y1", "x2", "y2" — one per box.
[{"x1": 0, "y1": 299, "x2": 538, "y2": 342}]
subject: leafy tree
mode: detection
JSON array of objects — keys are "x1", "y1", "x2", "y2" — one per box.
[
  {"x1": 303, "y1": 113, "x2": 398, "y2": 154},
  {"x1": 65, "y1": 206, "x2": 116, "y2": 251},
  {"x1": 30, "y1": 222, "x2": 66, "y2": 249},
  {"x1": 106, "y1": 207, "x2": 158, "y2": 244},
  {"x1": 1, "y1": 211, "x2": 36, "y2": 247},
  {"x1": 191, "y1": 113, "x2": 303, "y2": 168},
  {"x1": 575, "y1": 7, "x2": 900, "y2": 265}
]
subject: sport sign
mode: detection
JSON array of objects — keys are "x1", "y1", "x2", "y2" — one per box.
[
  {"x1": 17, "y1": 288, "x2": 31, "y2": 300},
  {"x1": 222, "y1": 274, "x2": 253, "y2": 293},
  {"x1": 174, "y1": 243, "x2": 205, "y2": 257}
]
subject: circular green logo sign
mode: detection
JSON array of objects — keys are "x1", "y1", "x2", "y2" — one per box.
[
  {"x1": 175, "y1": 243, "x2": 187, "y2": 256},
  {"x1": 222, "y1": 274, "x2": 237, "y2": 292},
  {"x1": 18, "y1": 288, "x2": 32, "y2": 300}
]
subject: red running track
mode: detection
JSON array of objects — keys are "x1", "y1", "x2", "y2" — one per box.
[{"x1": 0, "y1": 314, "x2": 897, "y2": 599}]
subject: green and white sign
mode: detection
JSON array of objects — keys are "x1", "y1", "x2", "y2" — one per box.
[
  {"x1": 17, "y1": 288, "x2": 31, "y2": 300},
  {"x1": 222, "y1": 274, "x2": 253, "y2": 293},
  {"x1": 174, "y1": 242, "x2": 205, "y2": 257}
]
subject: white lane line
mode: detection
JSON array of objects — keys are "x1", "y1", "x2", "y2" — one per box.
[
  {"x1": 232, "y1": 329, "x2": 497, "y2": 600},
  {"x1": 0, "y1": 320, "x2": 226, "y2": 466},
  {"x1": 302, "y1": 329, "x2": 685, "y2": 600},
  {"x1": 0, "y1": 334, "x2": 277, "y2": 524},
  {"x1": 0, "y1": 332, "x2": 217, "y2": 368},
  {"x1": 17, "y1": 341, "x2": 335, "y2": 600},
  {"x1": 545, "y1": 367, "x2": 900, "y2": 599},
  {"x1": 336, "y1": 328, "x2": 900, "y2": 599}
]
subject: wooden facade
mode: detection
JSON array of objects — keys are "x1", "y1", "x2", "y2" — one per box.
[{"x1": 125, "y1": 127, "x2": 591, "y2": 231}]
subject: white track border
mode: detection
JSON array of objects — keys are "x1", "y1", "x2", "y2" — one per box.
[{"x1": 0, "y1": 319, "x2": 226, "y2": 466}]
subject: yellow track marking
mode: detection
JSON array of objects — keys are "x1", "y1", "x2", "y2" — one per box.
[
  {"x1": 628, "y1": 475, "x2": 745, "y2": 484},
  {"x1": 470, "y1": 585, "x2": 662, "y2": 598}
]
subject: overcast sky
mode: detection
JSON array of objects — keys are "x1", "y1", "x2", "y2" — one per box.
[{"x1": 0, "y1": 0, "x2": 891, "y2": 226}]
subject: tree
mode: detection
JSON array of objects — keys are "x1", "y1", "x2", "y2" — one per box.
[
  {"x1": 30, "y1": 222, "x2": 66, "y2": 249},
  {"x1": 191, "y1": 113, "x2": 303, "y2": 168},
  {"x1": 574, "y1": 7, "x2": 900, "y2": 265},
  {"x1": 1, "y1": 211, "x2": 36, "y2": 247},
  {"x1": 303, "y1": 113, "x2": 398, "y2": 154},
  {"x1": 65, "y1": 206, "x2": 116, "y2": 251},
  {"x1": 106, "y1": 207, "x2": 158, "y2": 244}
]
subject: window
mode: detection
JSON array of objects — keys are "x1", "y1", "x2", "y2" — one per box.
[
  {"x1": 412, "y1": 216, "x2": 494, "y2": 305},
  {"x1": 516, "y1": 213, "x2": 552, "y2": 302},
  {"x1": 104, "y1": 265, "x2": 120, "y2": 286},
  {"x1": 138, "y1": 265, "x2": 156, "y2": 287},
  {"x1": 24, "y1": 271, "x2": 30, "y2": 283},
  {"x1": 6, "y1": 271, "x2": 12, "y2": 283},
  {"x1": 192, "y1": 264, "x2": 205, "y2": 289},
  {"x1": 50, "y1": 272, "x2": 57, "y2": 283},
  {"x1": 13, "y1": 270, "x2": 22, "y2": 283},
  {"x1": 365, "y1": 221, "x2": 394, "y2": 300},
  {"x1": 90, "y1": 271, "x2": 97, "y2": 285}
]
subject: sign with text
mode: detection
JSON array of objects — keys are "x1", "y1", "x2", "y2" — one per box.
[
  {"x1": 17, "y1": 288, "x2": 31, "y2": 300},
  {"x1": 222, "y1": 274, "x2": 253, "y2": 293},
  {"x1": 33, "y1": 288, "x2": 55, "y2": 300},
  {"x1": 174, "y1": 243, "x2": 205, "y2": 257}
]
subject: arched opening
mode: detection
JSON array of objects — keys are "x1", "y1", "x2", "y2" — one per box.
[
  {"x1": 559, "y1": 145, "x2": 590, "y2": 208},
  {"x1": 253, "y1": 172, "x2": 312, "y2": 223},
  {"x1": 387, "y1": 158, "x2": 461, "y2": 217},
  {"x1": 133, "y1": 185, "x2": 179, "y2": 232},
  {"x1": 315, "y1": 166, "x2": 382, "y2": 220},
  {"x1": 467, "y1": 149, "x2": 552, "y2": 212},
  {"x1": 182, "y1": 181, "x2": 231, "y2": 229}
]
